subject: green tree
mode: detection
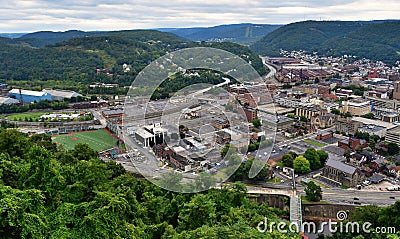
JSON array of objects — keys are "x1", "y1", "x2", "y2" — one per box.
[
  {"x1": 281, "y1": 153, "x2": 294, "y2": 168},
  {"x1": 252, "y1": 119, "x2": 261, "y2": 128},
  {"x1": 344, "y1": 112, "x2": 352, "y2": 118},
  {"x1": 70, "y1": 143, "x2": 97, "y2": 161},
  {"x1": 361, "y1": 112, "x2": 375, "y2": 119},
  {"x1": 331, "y1": 109, "x2": 341, "y2": 115},
  {"x1": 344, "y1": 149, "x2": 351, "y2": 160},
  {"x1": 304, "y1": 148, "x2": 321, "y2": 170},
  {"x1": 287, "y1": 113, "x2": 295, "y2": 119},
  {"x1": 300, "y1": 116, "x2": 308, "y2": 122},
  {"x1": 387, "y1": 142, "x2": 400, "y2": 156},
  {"x1": 177, "y1": 194, "x2": 216, "y2": 231},
  {"x1": 305, "y1": 181, "x2": 322, "y2": 202},
  {"x1": 293, "y1": 156, "x2": 311, "y2": 174},
  {"x1": 195, "y1": 172, "x2": 217, "y2": 191},
  {"x1": 316, "y1": 150, "x2": 329, "y2": 166}
]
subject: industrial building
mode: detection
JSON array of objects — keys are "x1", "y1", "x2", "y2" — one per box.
[
  {"x1": 42, "y1": 89, "x2": 82, "y2": 101},
  {"x1": 134, "y1": 123, "x2": 167, "y2": 147},
  {"x1": 0, "y1": 96, "x2": 19, "y2": 105},
  {"x1": 9, "y1": 89, "x2": 52, "y2": 103}
]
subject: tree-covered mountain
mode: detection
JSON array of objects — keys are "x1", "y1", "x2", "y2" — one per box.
[
  {"x1": 160, "y1": 23, "x2": 282, "y2": 45},
  {"x1": 251, "y1": 20, "x2": 400, "y2": 64},
  {"x1": 0, "y1": 30, "x2": 266, "y2": 92},
  {"x1": 19, "y1": 30, "x2": 105, "y2": 48}
]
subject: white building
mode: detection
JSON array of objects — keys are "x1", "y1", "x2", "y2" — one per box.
[
  {"x1": 0, "y1": 96, "x2": 19, "y2": 105},
  {"x1": 42, "y1": 89, "x2": 82, "y2": 101}
]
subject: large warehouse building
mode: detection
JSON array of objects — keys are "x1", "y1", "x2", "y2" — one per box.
[
  {"x1": 42, "y1": 89, "x2": 82, "y2": 101},
  {"x1": 0, "y1": 96, "x2": 19, "y2": 105},
  {"x1": 9, "y1": 89, "x2": 52, "y2": 103}
]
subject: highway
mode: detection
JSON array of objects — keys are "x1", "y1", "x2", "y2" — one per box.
[
  {"x1": 321, "y1": 188, "x2": 400, "y2": 206},
  {"x1": 260, "y1": 56, "x2": 281, "y2": 85}
]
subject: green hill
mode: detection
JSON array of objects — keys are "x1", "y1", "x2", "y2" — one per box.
[
  {"x1": 251, "y1": 20, "x2": 400, "y2": 64},
  {"x1": 19, "y1": 30, "x2": 104, "y2": 47},
  {"x1": 0, "y1": 30, "x2": 266, "y2": 91}
]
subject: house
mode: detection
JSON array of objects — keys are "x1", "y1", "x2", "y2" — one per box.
[
  {"x1": 9, "y1": 89, "x2": 52, "y2": 103},
  {"x1": 338, "y1": 138, "x2": 368, "y2": 151},
  {"x1": 369, "y1": 158, "x2": 387, "y2": 173},
  {"x1": 211, "y1": 119, "x2": 230, "y2": 129},
  {"x1": 388, "y1": 165, "x2": 400, "y2": 178},
  {"x1": 316, "y1": 132, "x2": 333, "y2": 140},
  {"x1": 215, "y1": 131, "x2": 231, "y2": 144},
  {"x1": 153, "y1": 144, "x2": 174, "y2": 160},
  {"x1": 321, "y1": 158, "x2": 364, "y2": 187}
]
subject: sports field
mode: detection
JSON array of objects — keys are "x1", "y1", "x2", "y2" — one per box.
[{"x1": 53, "y1": 129, "x2": 117, "y2": 151}]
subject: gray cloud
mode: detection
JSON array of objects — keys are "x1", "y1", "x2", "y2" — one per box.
[{"x1": 0, "y1": 0, "x2": 399, "y2": 32}]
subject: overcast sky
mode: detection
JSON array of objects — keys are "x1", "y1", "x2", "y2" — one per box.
[{"x1": 0, "y1": 0, "x2": 399, "y2": 32}]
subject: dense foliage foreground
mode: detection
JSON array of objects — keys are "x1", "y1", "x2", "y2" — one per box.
[{"x1": 0, "y1": 129, "x2": 296, "y2": 239}]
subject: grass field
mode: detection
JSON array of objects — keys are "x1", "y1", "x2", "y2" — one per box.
[
  {"x1": 6, "y1": 112, "x2": 51, "y2": 121},
  {"x1": 53, "y1": 129, "x2": 117, "y2": 151},
  {"x1": 304, "y1": 139, "x2": 325, "y2": 147}
]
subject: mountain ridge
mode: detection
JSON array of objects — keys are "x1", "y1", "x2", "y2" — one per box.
[{"x1": 251, "y1": 20, "x2": 400, "y2": 64}]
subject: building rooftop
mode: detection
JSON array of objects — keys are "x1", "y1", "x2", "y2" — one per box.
[
  {"x1": 0, "y1": 97, "x2": 19, "y2": 105},
  {"x1": 359, "y1": 124, "x2": 386, "y2": 132},
  {"x1": 42, "y1": 89, "x2": 82, "y2": 99},
  {"x1": 135, "y1": 128, "x2": 154, "y2": 139},
  {"x1": 326, "y1": 158, "x2": 357, "y2": 175},
  {"x1": 103, "y1": 109, "x2": 124, "y2": 116},
  {"x1": 388, "y1": 126, "x2": 400, "y2": 134},
  {"x1": 353, "y1": 117, "x2": 397, "y2": 130},
  {"x1": 9, "y1": 89, "x2": 48, "y2": 97}
]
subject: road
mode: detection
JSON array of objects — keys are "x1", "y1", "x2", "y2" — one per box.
[
  {"x1": 260, "y1": 56, "x2": 281, "y2": 85},
  {"x1": 191, "y1": 77, "x2": 230, "y2": 98},
  {"x1": 321, "y1": 188, "x2": 400, "y2": 206}
]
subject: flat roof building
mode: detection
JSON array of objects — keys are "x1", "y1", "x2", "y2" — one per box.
[
  {"x1": 358, "y1": 124, "x2": 387, "y2": 138},
  {"x1": 0, "y1": 96, "x2": 19, "y2": 105},
  {"x1": 42, "y1": 89, "x2": 82, "y2": 101},
  {"x1": 9, "y1": 89, "x2": 52, "y2": 103}
]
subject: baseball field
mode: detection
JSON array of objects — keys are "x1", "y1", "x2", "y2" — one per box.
[{"x1": 53, "y1": 129, "x2": 117, "y2": 151}]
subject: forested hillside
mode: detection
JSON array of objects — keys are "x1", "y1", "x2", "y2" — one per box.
[
  {"x1": 251, "y1": 20, "x2": 400, "y2": 64},
  {"x1": 0, "y1": 129, "x2": 296, "y2": 238},
  {"x1": 19, "y1": 30, "x2": 104, "y2": 47},
  {"x1": 0, "y1": 30, "x2": 266, "y2": 93}
]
